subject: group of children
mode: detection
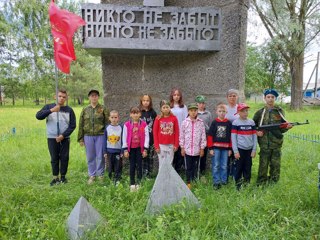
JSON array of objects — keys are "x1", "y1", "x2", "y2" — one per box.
[
  {"x1": 104, "y1": 88, "x2": 258, "y2": 192},
  {"x1": 38, "y1": 88, "x2": 291, "y2": 190}
]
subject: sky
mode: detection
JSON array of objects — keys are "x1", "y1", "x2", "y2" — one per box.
[{"x1": 85, "y1": 0, "x2": 320, "y2": 87}]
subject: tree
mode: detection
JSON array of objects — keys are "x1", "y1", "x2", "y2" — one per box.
[
  {"x1": 0, "y1": 0, "x2": 102, "y2": 105},
  {"x1": 245, "y1": 43, "x2": 291, "y2": 97},
  {"x1": 251, "y1": 0, "x2": 320, "y2": 109}
]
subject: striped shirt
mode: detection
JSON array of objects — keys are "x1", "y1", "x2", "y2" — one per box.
[{"x1": 231, "y1": 118, "x2": 257, "y2": 153}]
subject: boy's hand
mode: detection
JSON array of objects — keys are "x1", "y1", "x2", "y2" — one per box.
[
  {"x1": 173, "y1": 147, "x2": 178, "y2": 152},
  {"x1": 104, "y1": 154, "x2": 108, "y2": 159},
  {"x1": 50, "y1": 104, "x2": 60, "y2": 113},
  {"x1": 124, "y1": 151, "x2": 129, "y2": 158},
  {"x1": 142, "y1": 150, "x2": 148, "y2": 158},
  {"x1": 56, "y1": 135, "x2": 64, "y2": 143},
  {"x1": 234, "y1": 152, "x2": 240, "y2": 160},
  {"x1": 200, "y1": 149, "x2": 204, "y2": 157},
  {"x1": 181, "y1": 148, "x2": 185, "y2": 157},
  {"x1": 286, "y1": 123, "x2": 293, "y2": 129},
  {"x1": 228, "y1": 150, "x2": 232, "y2": 157},
  {"x1": 209, "y1": 149, "x2": 214, "y2": 156},
  {"x1": 251, "y1": 151, "x2": 256, "y2": 158},
  {"x1": 79, "y1": 141, "x2": 85, "y2": 147},
  {"x1": 155, "y1": 148, "x2": 160, "y2": 154}
]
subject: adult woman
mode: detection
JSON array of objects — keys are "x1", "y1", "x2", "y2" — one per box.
[
  {"x1": 225, "y1": 89, "x2": 239, "y2": 123},
  {"x1": 225, "y1": 89, "x2": 239, "y2": 180}
]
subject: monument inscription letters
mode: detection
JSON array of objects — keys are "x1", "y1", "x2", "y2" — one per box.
[{"x1": 82, "y1": 4, "x2": 221, "y2": 52}]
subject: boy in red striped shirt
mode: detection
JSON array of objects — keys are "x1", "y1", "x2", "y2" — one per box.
[{"x1": 231, "y1": 103, "x2": 257, "y2": 190}]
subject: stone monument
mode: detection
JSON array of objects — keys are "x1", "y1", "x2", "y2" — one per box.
[
  {"x1": 146, "y1": 160, "x2": 200, "y2": 214},
  {"x1": 82, "y1": 0, "x2": 248, "y2": 117},
  {"x1": 66, "y1": 196, "x2": 104, "y2": 240}
]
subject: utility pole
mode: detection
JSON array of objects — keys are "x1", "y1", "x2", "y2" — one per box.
[{"x1": 315, "y1": 52, "x2": 319, "y2": 98}]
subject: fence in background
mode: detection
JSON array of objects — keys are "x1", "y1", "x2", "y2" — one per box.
[
  {"x1": 286, "y1": 133, "x2": 320, "y2": 144},
  {"x1": 0, "y1": 128, "x2": 45, "y2": 142}
]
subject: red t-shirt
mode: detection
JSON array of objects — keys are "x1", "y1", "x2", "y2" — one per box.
[{"x1": 153, "y1": 114, "x2": 179, "y2": 149}]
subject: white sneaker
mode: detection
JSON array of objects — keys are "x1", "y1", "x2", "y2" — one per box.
[
  {"x1": 135, "y1": 184, "x2": 140, "y2": 190},
  {"x1": 87, "y1": 176, "x2": 95, "y2": 185},
  {"x1": 130, "y1": 185, "x2": 136, "y2": 192}
]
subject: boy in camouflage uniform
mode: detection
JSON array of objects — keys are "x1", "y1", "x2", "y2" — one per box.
[
  {"x1": 78, "y1": 89, "x2": 110, "y2": 184},
  {"x1": 253, "y1": 89, "x2": 292, "y2": 185}
]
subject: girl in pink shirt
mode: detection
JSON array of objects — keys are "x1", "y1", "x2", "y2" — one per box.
[{"x1": 122, "y1": 107, "x2": 149, "y2": 191}]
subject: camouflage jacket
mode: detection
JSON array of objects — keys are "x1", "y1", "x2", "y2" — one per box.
[
  {"x1": 77, "y1": 103, "x2": 109, "y2": 142},
  {"x1": 253, "y1": 106, "x2": 288, "y2": 149}
]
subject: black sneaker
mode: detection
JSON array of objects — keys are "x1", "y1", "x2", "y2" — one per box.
[
  {"x1": 50, "y1": 178, "x2": 60, "y2": 186},
  {"x1": 60, "y1": 176, "x2": 68, "y2": 184}
]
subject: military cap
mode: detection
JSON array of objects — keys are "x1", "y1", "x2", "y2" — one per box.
[
  {"x1": 195, "y1": 95, "x2": 206, "y2": 103},
  {"x1": 187, "y1": 103, "x2": 198, "y2": 110},
  {"x1": 88, "y1": 89, "x2": 100, "y2": 96},
  {"x1": 264, "y1": 89, "x2": 279, "y2": 97}
]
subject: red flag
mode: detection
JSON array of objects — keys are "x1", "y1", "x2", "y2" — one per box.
[{"x1": 49, "y1": 0, "x2": 86, "y2": 74}]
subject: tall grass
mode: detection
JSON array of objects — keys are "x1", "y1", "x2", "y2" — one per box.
[{"x1": 0, "y1": 104, "x2": 320, "y2": 239}]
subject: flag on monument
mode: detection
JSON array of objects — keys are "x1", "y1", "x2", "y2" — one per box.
[{"x1": 49, "y1": 0, "x2": 86, "y2": 74}]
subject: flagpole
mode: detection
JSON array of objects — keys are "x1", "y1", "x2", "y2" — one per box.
[{"x1": 55, "y1": 64, "x2": 60, "y2": 136}]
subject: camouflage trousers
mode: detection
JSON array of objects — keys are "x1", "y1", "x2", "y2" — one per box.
[{"x1": 257, "y1": 148, "x2": 281, "y2": 185}]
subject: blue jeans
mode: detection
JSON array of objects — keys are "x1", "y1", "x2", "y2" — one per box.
[{"x1": 211, "y1": 148, "x2": 228, "y2": 184}]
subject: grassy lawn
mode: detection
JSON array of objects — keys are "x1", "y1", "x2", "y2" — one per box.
[{"x1": 0, "y1": 103, "x2": 320, "y2": 239}]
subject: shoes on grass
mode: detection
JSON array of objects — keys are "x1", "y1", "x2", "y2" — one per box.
[
  {"x1": 130, "y1": 185, "x2": 136, "y2": 192},
  {"x1": 50, "y1": 178, "x2": 60, "y2": 186},
  {"x1": 98, "y1": 176, "x2": 104, "y2": 182},
  {"x1": 88, "y1": 176, "x2": 95, "y2": 185},
  {"x1": 60, "y1": 176, "x2": 68, "y2": 184},
  {"x1": 130, "y1": 184, "x2": 140, "y2": 192}
]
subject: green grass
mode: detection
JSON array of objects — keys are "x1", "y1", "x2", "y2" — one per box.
[{"x1": 0, "y1": 104, "x2": 320, "y2": 239}]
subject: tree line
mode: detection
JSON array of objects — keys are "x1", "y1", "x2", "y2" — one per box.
[{"x1": 1, "y1": 0, "x2": 320, "y2": 109}]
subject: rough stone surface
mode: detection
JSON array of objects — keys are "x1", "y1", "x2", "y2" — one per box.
[
  {"x1": 67, "y1": 196, "x2": 104, "y2": 240},
  {"x1": 82, "y1": 4, "x2": 221, "y2": 53},
  {"x1": 146, "y1": 160, "x2": 200, "y2": 214},
  {"x1": 99, "y1": 0, "x2": 248, "y2": 119},
  {"x1": 144, "y1": 0, "x2": 164, "y2": 6}
]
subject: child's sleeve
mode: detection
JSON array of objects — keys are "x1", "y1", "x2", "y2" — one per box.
[
  {"x1": 122, "y1": 123, "x2": 128, "y2": 151},
  {"x1": 207, "y1": 122, "x2": 214, "y2": 149},
  {"x1": 252, "y1": 121, "x2": 258, "y2": 152},
  {"x1": 174, "y1": 117, "x2": 180, "y2": 148},
  {"x1": 179, "y1": 121, "x2": 185, "y2": 149},
  {"x1": 104, "y1": 126, "x2": 108, "y2": 154},
  {"x1": 144, "y1": 123, "x2": 149, "y2": 150},
  {"x1": 231, "y1": 122, "x2": 239, "y2": 154},
  {"x1": 153, "y1": 118, "x2": 160, "y2": 150},
  {"x1": 77, "y1": 108, "x2": 85, "y2": 142},
  {"x1": 35, "y1": 104, "x2": 52, "y2": 120},
  {"x1": 200, "y1": 122, "x2": 207, "y2": 150}
]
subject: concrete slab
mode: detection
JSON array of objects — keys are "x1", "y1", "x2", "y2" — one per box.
[
  {"x1": 66, "y1": 196, "x2": 104, "y2": 240},
  {"x1": 146, "y1": 161, "x2": 200, "y2": 214}
]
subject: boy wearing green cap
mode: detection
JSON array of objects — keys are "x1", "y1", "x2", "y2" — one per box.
[
  {"x1": 195, "y1": 95, "x2": 213, "y2": 175},
  {"x1": 253, "y1": 89, "x2": 292, "y2": 185}
]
